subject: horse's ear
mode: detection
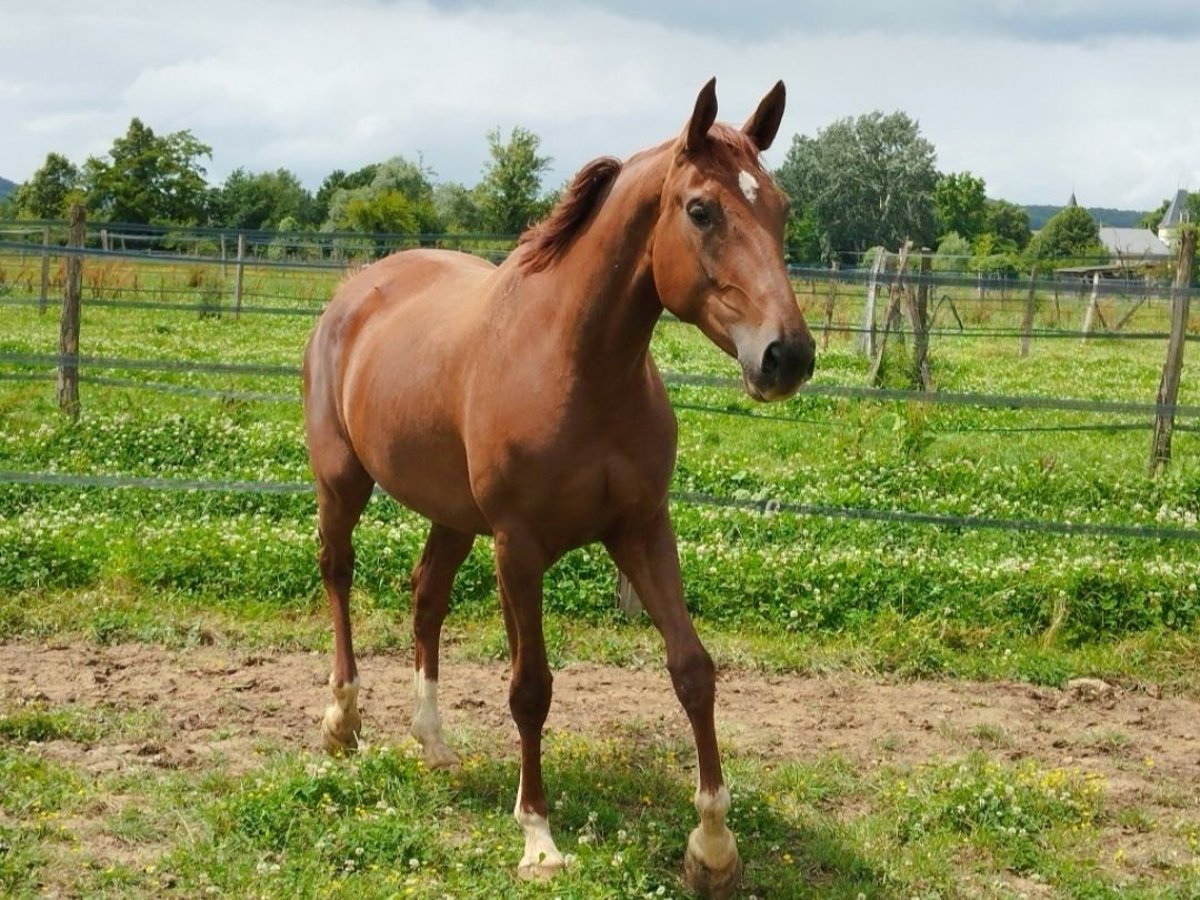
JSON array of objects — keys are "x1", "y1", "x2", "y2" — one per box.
[
  {"x1": 684, "y1": 77, "x2": 719, "y2": 152},
  {"x1": 742, "y1": 81, "x2": 786, "y2": 152}
]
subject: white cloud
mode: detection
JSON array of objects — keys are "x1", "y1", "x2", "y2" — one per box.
[{"x1": 1, "y1": 0, "x2": 1198, "y2": 210}]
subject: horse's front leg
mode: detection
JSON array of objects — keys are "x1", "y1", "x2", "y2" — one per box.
[
  {"x1": 494, "y1": 529, "x2": 566, "y2": 881},
  {"x1": 606, "y1": 507, "x2": 741, "y2": 899}
]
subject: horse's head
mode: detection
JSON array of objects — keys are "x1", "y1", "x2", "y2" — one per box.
[{"x1": 652, "y1": 78, "x2": 815, "y2": 401}]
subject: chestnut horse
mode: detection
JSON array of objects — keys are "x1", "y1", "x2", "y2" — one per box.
[{"x1": 302, "y1": 78, "x2": 815, "y2": 897}]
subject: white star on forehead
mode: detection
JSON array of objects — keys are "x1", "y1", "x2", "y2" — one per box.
[{"x1": 738, "y1": 170, "x2": 759, "y2": 203}]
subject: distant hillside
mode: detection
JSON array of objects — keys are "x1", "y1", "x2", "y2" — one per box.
[
  {"x1": 1025, "y1": 204, "x2": 1146, "y2": 230},
  {"x1": 0, "y1": 176, "x2": 16, "y2": 200}
]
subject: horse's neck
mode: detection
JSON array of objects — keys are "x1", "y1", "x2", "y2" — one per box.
[{"x1": 553, "y1": 151, "x2": 669, "y2": 375}]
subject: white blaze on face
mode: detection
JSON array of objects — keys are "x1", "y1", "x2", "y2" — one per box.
[{"x1": 738, "y1": 169, "x2": 759, "y2": 204}]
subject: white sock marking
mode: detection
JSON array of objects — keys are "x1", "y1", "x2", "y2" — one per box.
[
  {"x1": 688, "y1": 785, "x2": 738, "y2": 870},
  {"x1": 514, "y1": 774, "x2": 565, "y2": 876}
]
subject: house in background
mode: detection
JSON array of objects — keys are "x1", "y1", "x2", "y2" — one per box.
[
  {"x1": 1157, "y1": 189, "x2": 1190, "y2": 248},
  {"x1": 1098, "y1": 226, "x2": 1171, "y2": 265}
]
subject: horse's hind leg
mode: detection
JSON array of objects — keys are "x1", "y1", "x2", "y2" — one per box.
[
  {"x1": 313, "y1": 454, "x2": 375, "y2": 754},
  {"x1": 409, "y1": 523, "x2": 474, "y2": 768}
]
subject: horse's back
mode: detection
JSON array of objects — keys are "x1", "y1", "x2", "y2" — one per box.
[{"x1": 329, "y1": 249, "x2": 496, "y2": 319}]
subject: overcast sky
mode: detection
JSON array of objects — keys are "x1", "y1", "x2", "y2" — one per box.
[{"x1": 3, "y1": 0, "x2": 1199, "y2": 211}]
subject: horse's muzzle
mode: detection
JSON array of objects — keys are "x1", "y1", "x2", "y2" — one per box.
[{"x1": 747, "y1": 334, "x2": 816, "y2": 401}]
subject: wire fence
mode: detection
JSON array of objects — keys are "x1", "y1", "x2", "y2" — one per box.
[
  {"x1": 1, "y1": 469, "x2": 1196, "y2": 544},
  {"x1": 2, "y1": 229, "x2": 1197, "y2": 547}
]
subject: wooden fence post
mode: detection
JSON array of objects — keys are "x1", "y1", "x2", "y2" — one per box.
[
  {"x1": 616, "y1": 572, "x2": 643, "y2": 619},
  {"x1": 905, "y1": 248, "x2": 933, "y2": 390},
  {"x1": 860, "y1": 250, "x2": 887, "y2": 357},
  {"x1": 234, "y1": 233, "x2": 246, "y2": 318},
  {"x1": 1149, "y1": 229, "x2": 1196, "y2": 475},
  {"x1": 1081, "y1": 273, "x2": 1102, "y2": 340},
  {"x1": 39, "y1": 225, "x2": 51, "y2": 314},
  {"x1": 58, "y1": 204, "x2": 85, "y2": 422},
  {"x1": 821, "y1": 259, "x2": 839, "y2": 350},
  {"x1": 1019, "y1": 267, "x2": 1038, "y2": 358},
  {"x1": 867, "y1": 241, "x2": 911, "y2": 385}
]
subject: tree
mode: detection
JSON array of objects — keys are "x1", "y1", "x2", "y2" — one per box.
[
  {"x1": 784, "y1": 204, "x2": 822, "y2": 264},
  {"x1": 1026, "y1": 205, "x2": 1105, "y2": 264},
  {"x1": 477, "y1": 126, "x2": 553, "y2": 235},
  {"x1": 933, "y1": 231, "x2": 971, "y2": 271},
  {"x1": 1140, "y1": 198, "x2": 1171, "y2": 231},
  {"x1": 312, "y1": 165, "x2": 378, "y2": 228},
  {"x1": 434, "y1": 181, "x2": 483, "y2": 233},
  {"x1": 984, "y1": 199, "x2": 1031, "y2": 250},
  {"x1": 933, "y1": 171, "x2": 987, "y2": 242},
  {"x1": 211, "y1": 167, "x2": 312, "y2": 230},
  {"x1": 82, "y1": 118, "x2": 212, "y2": 224},
  {"x1": 321, "y1": 156, "x2": 440, "y2": 234},
  {"x1": 12, "y1": 153, "x2": 81, "y2": 219},
  {"x1": 776, "y1": 110, "x2": 939, "y2": 261}
]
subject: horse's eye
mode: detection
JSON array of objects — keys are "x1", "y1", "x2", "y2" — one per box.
[{"x1": 687, "y1": 201, "x2": 712, "y2": 227}]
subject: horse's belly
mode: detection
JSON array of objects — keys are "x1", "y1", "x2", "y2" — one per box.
[{"x1": 360, "y1": 436, "x2": 486, "y2": 533}]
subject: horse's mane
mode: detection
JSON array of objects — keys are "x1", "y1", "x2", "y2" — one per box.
[{"x1": 517, "y1": 156, "x2": 623, "y2": 274}]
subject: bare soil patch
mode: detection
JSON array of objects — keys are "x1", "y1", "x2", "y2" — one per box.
[{"x1": 3, "y1": 639, "x2": 1198, "y2": 878}]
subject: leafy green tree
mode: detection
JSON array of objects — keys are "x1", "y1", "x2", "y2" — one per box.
[
  {"x1": 984, "y1": 199, "x2": 1032, "y2": 250},
  {"x1": 210, "y1": 167, "x2": 313, "y2": 230},
  {"x1": 1139, "y1": 198, "x2": 1171, "y2": 231},
  {"x1": 933, "y1": 231, "x2": 971, "y2": 271},
  {"x1": 784, "y1": 204, "x2": 823, "y2": 264},
  {"x1": 970, "y1": 232, "x2": 1022, "y2": 277},
  {"x1": 82, "y1": 118, "x2": 212, "y2": 224},
  {"x1": 933, "y1": 171, "x2": 987, "y2": 242},
  {"x1": 322, "y1": 156, "x2": 440, "y2": 234},
  {"x1": 776, "y1": 110, "x2": 938, "y2": 261},
  {"x1": 434, "y1": 181, "x2": 483, "y2": 233},
  {"x1": 477, "y1": 126, "x2": 553, "y2": 235},
  {"x1": 1026, "y1": 205, "x2": 1105, "y2": 264},
  {"x1": 1187, "y1": 192, "x2": 1200, "y2": 227},
  {"x1": 12, "y1": 153, "x2": 81, "y2": 219},
  {"x1": 312, "y1": 165, "x2": 378, "y2": 228}
]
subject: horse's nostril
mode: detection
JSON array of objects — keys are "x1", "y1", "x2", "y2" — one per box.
[{"x1": 762, "y1": 341, "x2": 784, "y2": 376}]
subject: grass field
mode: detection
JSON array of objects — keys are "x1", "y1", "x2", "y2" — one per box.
[{"x1": 1, "y1": 251, "x2": 1199, "y2": 896}]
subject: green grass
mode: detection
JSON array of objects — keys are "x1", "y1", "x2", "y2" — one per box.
[
  {"x1": 1, "y1": 728, "x2": 1196, "y2": 897},
  {"x1": 2, "y1": 256, "x2": 1200, "y2": 895}
]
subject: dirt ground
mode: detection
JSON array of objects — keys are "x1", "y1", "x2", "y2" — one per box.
[{"x1": 3, "y1": 639, "x2": 1197, "y2": 807}]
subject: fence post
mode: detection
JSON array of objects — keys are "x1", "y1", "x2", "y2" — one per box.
[
  {"x1": 1149, "y1": 228, "x2": 1196, "y2": 475},
  {"x1": 615, "y1": 572, "x2": 644, "y2": 619},
  {"x1": 221, "y1": 233, "x2": 228, "y2": 280},
  {"x1": 234, "y1": 233, "x2": 246, "y2": 319},
  {"x1": 99, "y1": 228, "x2": 109, "y2": 253},
  {"x1": 821, "y1": 259, "x2": 839, "y2": 350},
  {"x1": 58, "y1": 204, "x2": 85, "y2": 422},
  {"x1": 860, "y1": 250, "x2": 887, "y2": 356},
  {"x1": 1019, "y1": 267, "x2": 1038, "y2": 358},
  {"x1": 1081, "y1": 273, "x2": 1101, "y2": 340},
  {"x1": 39, "y1": 225, "x2": 51, "y2": 314},
  {"x1": 867, "y1": 241, "x2": 911, "y2": 385},
  {"x1": 905, "y1": 248, "x2": 933, "y2": 390}
]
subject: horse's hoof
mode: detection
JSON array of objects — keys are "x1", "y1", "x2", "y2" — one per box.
[
  {"x1": 517, "y1": 853, "x2": 565, "y2": 882},
  {"x1": 321, "y1": 704, "x2": 361, "y2": 755},
  {"x1": 684, "y1": 846, "x2": 743, "y2": 899},
  {"x1": 421, "y1": 741, "x2": 460, "y2": 770}
]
